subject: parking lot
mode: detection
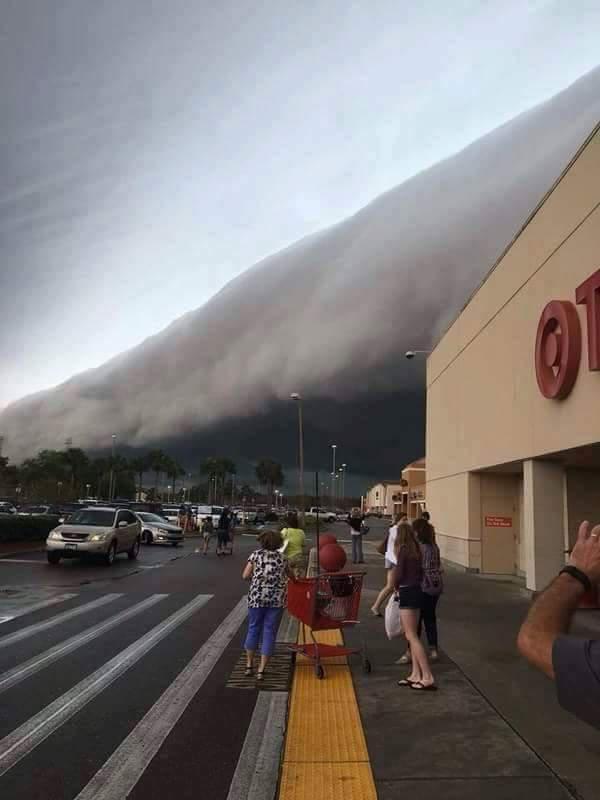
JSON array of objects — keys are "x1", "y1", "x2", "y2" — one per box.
[{"x1": 0, "y1": 538, "x2": 200, "y2": 591}]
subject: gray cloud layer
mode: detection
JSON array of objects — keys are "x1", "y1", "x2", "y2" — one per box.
[
  {"x1": 2, "y1": 67, "x2": 600, "y2": 460},
  {"x1": 2, "y1": 2, "x2": 600, "y2": 409}
]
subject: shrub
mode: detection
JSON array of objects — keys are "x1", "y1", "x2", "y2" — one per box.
[{"x1": 0, "y1": 515, "x2": 60, "y2": 543}]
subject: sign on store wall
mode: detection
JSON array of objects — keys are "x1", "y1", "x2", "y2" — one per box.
[
  {"x1": 485, "y1": 515, "x2": 513, "y2": 528},
  {"x1": 535, "y1": 267, "x2": 600, "y2": 399}
]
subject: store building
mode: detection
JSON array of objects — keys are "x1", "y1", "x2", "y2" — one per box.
[
  {"x1": 426, "y1": 122, "x2": 600, "y2": 591},
  {"x1": 396, "y1": 459, "x2": 427, "y2": 519},
  {"x1": 363, "y1": 481, "x2": 403, "y2": 516}
]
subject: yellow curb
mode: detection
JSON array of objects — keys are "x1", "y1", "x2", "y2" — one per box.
[{"x1": 278, "y1": 624, "x2": 377, "y2": 800}]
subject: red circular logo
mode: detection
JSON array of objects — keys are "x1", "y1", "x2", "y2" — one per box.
[{"x1": 535, "y1": 300, "x2": 581, "y2": 399}]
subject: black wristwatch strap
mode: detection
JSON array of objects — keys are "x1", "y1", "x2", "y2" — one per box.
[{"x1": 560, "y1": 565, "x2": 592, "y2": 593}]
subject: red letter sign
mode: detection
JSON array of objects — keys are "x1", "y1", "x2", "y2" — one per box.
[
  {"x1": 535, "y1": 300, "x2": 581, "y2": 399},
  {"x1": 576, "y1": 268, "x2": 600, "y2": 371}
]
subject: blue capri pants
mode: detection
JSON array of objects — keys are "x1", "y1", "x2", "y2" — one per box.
[{"x1": 244, "y1": 607, "x2": 284, "y2": 656}]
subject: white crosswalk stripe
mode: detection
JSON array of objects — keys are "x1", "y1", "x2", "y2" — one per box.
[
  {"x1": 0, "y1": 592, "x2": 212, "y2": 777},
  {"x1": 0, "y1": 594, "x2": 122, "y2": 650},
  {"x1": 0, "y1": 593, "x2": 77, "y2": 625},
  {"x1": 0, "y1": 594, "x2": 167, "y2": 695},
  {"x1": 75, "y1": 596, "x2": 247, "y2": 800}
]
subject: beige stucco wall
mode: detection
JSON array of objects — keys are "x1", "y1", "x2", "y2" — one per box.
[
  {"x1": 365, "y1": 483, "x2": 402, "y2": 514},
  {"x1": 427, "y1": 126, "x2": 600, "y2": 481},
  {"x1": 426, "y1": 124, "x2": 600, "y2": 570}
]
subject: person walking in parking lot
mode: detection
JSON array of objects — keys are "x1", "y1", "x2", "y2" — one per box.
[
  {"x1": 216, "y1": 508, "x2": 231, "y2": 556},
  {"x1": 201, "y1": 516, "x2": 214, "y2": 556},
  {"x1": 280, "y1": 511, "x2": 306, "y2": 577},
  {"x1": 243, "y1": 529, "x2": 291, "y2": 680},
  {"x1": 348, "y1": 507, "x2": 366, "y2": 564},
  {"x1": 518, "y1": 520, "x2": 600, "y2": 730},
  {"x1": 394, "y1": 521, "x2": 436, "y2": 691}
]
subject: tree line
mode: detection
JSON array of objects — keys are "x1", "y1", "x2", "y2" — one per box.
[{"x1": 0, "y1": 448, "x2": 286, "y2": 506}]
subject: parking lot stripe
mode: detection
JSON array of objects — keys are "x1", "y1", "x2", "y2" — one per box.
[
  {"x1": 74, "y1": 596, "x2": 246, "y2": 800},
  {"x1": 226, "y1": 691, "x2": 288, "y2": 800},
  {"x1": 0, "y1": 592, "x2": 77, "y2": 625},
  {"x1": 0, "y1": 594, "x2": 167, "y2": 695},
  {"x1": 0, "y1": 594, "x2": 122, "y2": 650},
  {"x1": 0, "y1": 592, "x2": 212, "y2": 777}
]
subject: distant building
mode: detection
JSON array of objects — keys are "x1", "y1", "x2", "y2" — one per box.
[{"x1": 363, "y1": 481, "x2": 403, "y2": 516}]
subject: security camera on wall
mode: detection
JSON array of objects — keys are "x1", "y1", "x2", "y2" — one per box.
[{"x1": 405, "y1": 351, "x2": 415, "y2": 360}]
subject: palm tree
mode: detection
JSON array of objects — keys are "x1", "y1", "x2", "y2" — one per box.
[
  {"x1": 255, "y1": 459, "x2": 284, "y2": 503},
  {"x1": 130, "y1": 454, "x2": 151, "y2": 501},
  {"x1": 62, "y1": 448, "x2": 89, "y2": 494},
  {"x1": 147, "y1": 449, "x2": 167, "y2": 496},
  {"x1": 200, "y1": 457, "x2": 220, "y2": 503}
]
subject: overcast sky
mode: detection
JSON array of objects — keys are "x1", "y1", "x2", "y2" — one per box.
[{"x1": 1, "y1": 1, "x2": 599, "y2": 409}]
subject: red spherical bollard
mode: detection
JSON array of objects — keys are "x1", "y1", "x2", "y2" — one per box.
[
  {"x1": 318, "y1": 533, "x2": 337, "y2": 549},
  {"x1": 319, "y1": 542, "x2": 347, "y2": 572}
]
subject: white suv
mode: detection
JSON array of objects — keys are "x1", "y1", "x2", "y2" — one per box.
[{"x1": 46, "y1": 506, "x2": 141, "y2": 566}]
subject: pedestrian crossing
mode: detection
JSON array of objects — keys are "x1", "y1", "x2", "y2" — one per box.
[{"x1": 0, "y1": 588, "x2": 251, "y2": 798}]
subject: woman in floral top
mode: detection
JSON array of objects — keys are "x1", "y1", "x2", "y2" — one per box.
[{"x1": 242, "y1": 529, "x2": 291, "y2": 680}]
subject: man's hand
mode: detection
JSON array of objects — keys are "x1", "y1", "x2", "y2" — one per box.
[{"x1": 569, "y1": 521, "x2": 600, "y2": 584}]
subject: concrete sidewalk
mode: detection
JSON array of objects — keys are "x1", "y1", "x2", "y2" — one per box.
[{"x1": 346, "y1": 551, "x2": 600, "y2": 799}]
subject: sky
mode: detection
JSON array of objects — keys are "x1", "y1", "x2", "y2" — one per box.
[{"x1": 1, "y1": 1, "x2": 600, "y2": 409}]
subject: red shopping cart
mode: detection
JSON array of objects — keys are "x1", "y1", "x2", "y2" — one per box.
[{"x1": 287, "y1": 572, "x2": 372, "y2": 679}]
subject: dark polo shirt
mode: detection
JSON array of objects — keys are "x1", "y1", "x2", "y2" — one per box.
[{"x1": 553, "y1": 636, "x2": 600, "y2": 730}]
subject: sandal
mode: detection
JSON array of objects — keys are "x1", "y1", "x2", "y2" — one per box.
[
  {"x1": 257, "y1": 671, "x2": 265, "y2": 682},
  {"x1": 395, "y1": 652, "x2": 412, "y2": 665},
  {"x1": 410, "y1": 681, "x2": 438, "y2": 692},
  {"x1": 244, "y1": 667, "x2": 254, "y2": 677},
  {"x1": 397, "y1": 679, "x2": 415, "y2": 687}
]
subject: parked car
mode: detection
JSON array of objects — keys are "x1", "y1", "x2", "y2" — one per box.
[
  {"x1": 46, "y1": 506, "x2": 141, "y2": 566},
  {"x1": 18, "y1": 504, "x2": 61, "y2": 516},
  {"x1": 135, "y1": 512, "x2": 184, "y2": 547},
  {"x1": 0, "y1": 501, "x2": 16, "y2": 515},
  {"x1": 161, "y1": 506, "x2": 182, "y2": 524},
  {"x1": 196, "y1": 505, "x2": 224, "y2": 527},
  {"x1": 306, "y1": 507, "x2": 337, "y2": 523}
]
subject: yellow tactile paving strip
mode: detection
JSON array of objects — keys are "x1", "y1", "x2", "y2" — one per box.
[
  {"x1": 279, "y1": 763, "x2": 376, "y2": 800},
  {"x1": 278, "y1": 624, "x2": 377, "y2": 800}
]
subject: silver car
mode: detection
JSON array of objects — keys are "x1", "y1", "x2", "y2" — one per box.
[
  {"x1": 135, "y1": 512, "x2": 184, "y2": 547},
  {"x1": 46, "y1": 506, "x2": 141, "y2": 566}
]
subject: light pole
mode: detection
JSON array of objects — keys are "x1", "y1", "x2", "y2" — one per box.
[
  {"x1": 167, "y1": 485, "x2": 172, "y2": 503},
  {"x1": 341, "y1": 464, "x2": 347, "y2": 508},
  {"x1": 86, "y1": 483, "x2": 91, "y2": 498},
  {"x1": 57, "y1": 481, "x2": 63, "y2": 500},
  {"x1": 109, "y1": 434, "x2": 116, "y2": 501},
  {"x1": 290, "y1": 393, "x2": 305, "y2": 525},
  {"x1": 331, "y1": 445, "x2": 337, "y2": 507}
]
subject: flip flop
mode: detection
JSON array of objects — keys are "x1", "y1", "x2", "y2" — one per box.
[
  {"x1": 397, "y1": 679, "x2": 415, "y2": 687},
  {"x1": 410, "y1": 681, "x2": 438, "y2": 692},
  {"x1": 244, "y1": 667, "x2": 254, "y2": 677}
]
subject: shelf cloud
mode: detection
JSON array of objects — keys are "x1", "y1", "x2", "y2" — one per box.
[{"x1": 2, "y1": 67, "x2": 600, "y2": 462}]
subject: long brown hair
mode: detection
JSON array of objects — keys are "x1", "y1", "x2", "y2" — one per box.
[{"x1": 394, "y1": 522, "x2": 420, "y2": 559}]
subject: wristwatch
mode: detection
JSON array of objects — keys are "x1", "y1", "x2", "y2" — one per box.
[{"x1": 559, "y1": 565, "x2": 592, "y2": 593}]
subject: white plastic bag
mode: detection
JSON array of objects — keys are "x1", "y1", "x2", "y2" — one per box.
[{"x1": 384, "y1": 595, "x2": 403, "y2": 640}]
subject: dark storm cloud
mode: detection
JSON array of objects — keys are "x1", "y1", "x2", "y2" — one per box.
[{"x1": 2, "y1": 66, "x2": 600, "y2": 468}]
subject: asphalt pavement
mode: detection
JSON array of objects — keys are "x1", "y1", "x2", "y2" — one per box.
[{"x1": 0, "y1": 532, "x2": 278, "y2": 799}]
